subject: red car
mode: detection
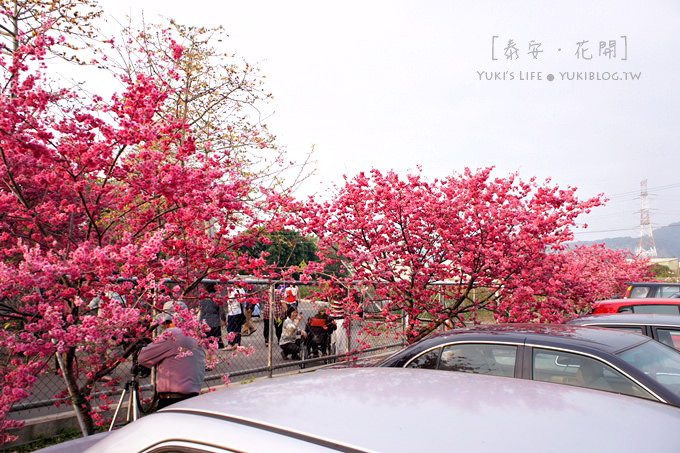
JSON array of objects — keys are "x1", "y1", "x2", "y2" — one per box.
[{"x1": 591, "y1": 298, "x2": 680, "y2": 315}]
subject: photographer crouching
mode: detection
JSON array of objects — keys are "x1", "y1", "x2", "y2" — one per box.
[{"x1": 138, "y1": 301, "x2": 206, "y2": 409}]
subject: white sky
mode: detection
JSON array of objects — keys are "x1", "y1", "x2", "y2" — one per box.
[{"x1": 96, "y1": 0, "x2": 680, "y2": 242}]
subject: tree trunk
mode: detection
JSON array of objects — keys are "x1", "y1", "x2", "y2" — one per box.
[{"x1": 62, "y1": 348, "x2": 95, "y2": 435}]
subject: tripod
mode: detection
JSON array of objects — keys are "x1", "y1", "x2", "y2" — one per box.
[{"x1": 109, "y1": 352, "x2": 155, "y2": 431}]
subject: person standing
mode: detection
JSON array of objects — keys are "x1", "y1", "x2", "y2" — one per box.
[
  {"x1": 327, "y1": 282, "x2": 348, "y2": 355},
  {"x1": 327, "y1": 281, "x2": 345, "y2": 319},
  {"x1": 241, "y1": 292, "x2": 257, "y2": 336},
  {"x1": 199, "y1": 283, "x2": 225, "y2": 349},
  {"x1": 226, "y1": 286, "x2": 245, "y2": 350},
  {"x1": 285, "y1": 284, "x2": 298, "y2": 310},
  {"x1": 262, "y1": 285, "x2": 286, "y2": 347},
  {"x1": 138, "y1": 301, "x2": 206, "y2": 409}
]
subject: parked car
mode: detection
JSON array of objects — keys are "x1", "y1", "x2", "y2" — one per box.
[
  {"x1": 377, "y1": 323, "x2": 680, "y2": 406},
  {"x1": 622, "y1": 281, "x2": 680, "y2": 298},
  {"x1": 37, "y1": 368, "x2": 680, "y2": 453},
  {"x1": 566, "y1": 313, "x2": 680, "y2": 349},
  {"x1": 590, "y1": 297, "x2": 680, "y2": 315}
]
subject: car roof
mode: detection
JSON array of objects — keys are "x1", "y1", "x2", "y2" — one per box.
[
  {"x1": 594, "y1": 298, "x2": 680, "y2": 306},
  {"x1": 625, "y1": 281, "x2": 680, "y2": 287},
  {"x1": 568, "y1": 313, "x2": 680, "y2": 327},
  {"x1": 76, "y1": 368, "x2": 680, "y2": 452},
  {"x1": 418, "y1": 322, "x2": 650, "y2": 354}
]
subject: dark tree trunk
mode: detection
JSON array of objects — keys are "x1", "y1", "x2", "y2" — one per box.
[{"x1": 62, "y1": 348, "x2": 95, "y2": 435}]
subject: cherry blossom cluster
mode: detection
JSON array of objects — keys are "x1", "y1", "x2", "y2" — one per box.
[
  {"x1": 0, "y1": 22, "x2": 271, "y2": 441},
  {"x1": 272, "y1": 168, "x2": 651, "y2": 343}
]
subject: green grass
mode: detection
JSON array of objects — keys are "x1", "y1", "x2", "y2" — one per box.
[{"x1": 5, "y1": 428, "x2": 83, "y2": 452}]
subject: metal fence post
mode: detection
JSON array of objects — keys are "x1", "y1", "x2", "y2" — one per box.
[
  {"x1": 267, "y1": 283, "x2": 274, "y2": 378},
  {"x1": 347, "y1": 314, "x2": 352, "y2": 356},
  {"x1": 346, "y1": 286, "x2": 351, "y2": 356}
]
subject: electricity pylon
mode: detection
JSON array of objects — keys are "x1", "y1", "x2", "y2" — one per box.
[{"x1": 636, "y1": 179, "x2": 658, "y2": 258}]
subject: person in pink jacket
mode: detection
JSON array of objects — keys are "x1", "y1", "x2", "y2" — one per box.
[{"x1": 138, "y1": 301, "x2": 206, "y2": 409}]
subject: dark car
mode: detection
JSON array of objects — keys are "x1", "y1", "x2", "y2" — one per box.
[
  {"x1": 377, "y1": 323, "x2": 680, "y2": 406},
  {"x1": 590, "y1": 297, "x2": 680, "y2": 315},
  {"x1": 37, "y1": 368, "x2": 680, "y2": 453},
  {"x1": 566, "y1": 313, "x2": 680, "y2": 350},
  {"x1": 623, "y1": 281, "x2": 680, "y2": 298}
]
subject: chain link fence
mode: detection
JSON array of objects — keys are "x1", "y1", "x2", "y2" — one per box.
[{"x1": 7, "y1": 289, "x2": 405, "y2": 427}]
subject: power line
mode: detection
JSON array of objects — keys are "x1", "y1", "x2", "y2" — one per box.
[
  {"x1": 605, "y1": 183, "x2": 680, "y2": 200},
  {"x1": 574, "y1": 227, "x2": 637, "y2": 235},
  {"x1": 574, "y1": 222, "x2": 680, "y2": 237}
]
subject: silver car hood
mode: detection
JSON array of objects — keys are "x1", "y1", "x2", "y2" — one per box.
[{"x1": 41, "y1": 368, "x2": 680, "y2": 452}]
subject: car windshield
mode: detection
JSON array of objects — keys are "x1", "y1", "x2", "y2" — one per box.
[{"x1": 618, "y1": 340, "x2": 680, "y2": 399}]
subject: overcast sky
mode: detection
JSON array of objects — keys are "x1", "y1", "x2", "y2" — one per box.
[{"x1": 97, "y1": 0, "x2": 680, "y2": 244}]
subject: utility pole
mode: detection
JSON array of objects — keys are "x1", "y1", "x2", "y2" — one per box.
[{"x1": 636, "y1": 179, "x2": 658, "y2": 258}]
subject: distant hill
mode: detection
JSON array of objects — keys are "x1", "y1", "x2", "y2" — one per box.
[{"x1": 573, "y1": 222, "x2": 680, "y2": 258}]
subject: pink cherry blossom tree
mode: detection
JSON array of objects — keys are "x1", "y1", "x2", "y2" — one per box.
[
  {"x1": 489, "y1": 244, "x2": 651, "y2": 323},
  {"x1": 91, "y1": 20, "x2": 298, "y2": 195},
  {"x1": 0, "y1": 22, "x2": 273, "y2": 441},
  {"x1": 275, "y1": 168, "x2": 651, "y2": 343}
]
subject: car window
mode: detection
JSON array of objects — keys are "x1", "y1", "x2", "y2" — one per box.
[
  {"x1": 592, "y1": 325, "x2": 644, "y2": 334},
  {"x1": 618, "y1": 339, "x2": 680, "y2": 399},
  {"x1": 632, "y1": 305, "x2": 680, "y2": 315},
  {"x1": 660, "y1": 286, "x2": 680, "y2": 298},
  {"x1": 433, "y1": 343, "x2": 516, "y2": 377},
  {"x1": 532, "y1": 349, "x2": 655, "y2": 400},
  {"x1": 406, "y1": 348, "x2": 440, "y2": 369},
  {"x1": 629, "y1": 286, "x2": 650, "y2": 298},
  {"x1": 656, "y1": 329, "x2": 680, "y2": 350}
]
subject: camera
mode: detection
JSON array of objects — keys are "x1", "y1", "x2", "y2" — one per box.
[{"x1": 131, "y1": 341, "x2": 152, "y2": 378}]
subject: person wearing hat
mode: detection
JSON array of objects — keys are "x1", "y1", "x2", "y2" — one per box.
[{"x1": 138, "y1": 300, "x2": 206, "y2": 409}]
